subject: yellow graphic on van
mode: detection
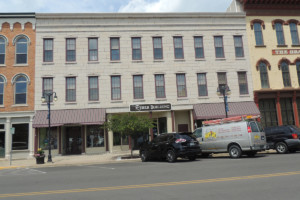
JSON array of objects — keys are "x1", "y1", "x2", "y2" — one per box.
[
  {"x1": 205, "y1": 131, "x2": 217, "y2": 139},
  {"x1": 254, "y1": 135, "x2": 260, "y2": 140}
]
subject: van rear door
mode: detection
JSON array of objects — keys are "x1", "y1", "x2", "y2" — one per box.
[{"x1": 248, "y1": 121, "x2": 266, "y2": 150}]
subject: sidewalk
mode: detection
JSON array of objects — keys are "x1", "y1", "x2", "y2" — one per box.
[{"x1": 0, "y1": 150, "x2": 140, "y2": 169}]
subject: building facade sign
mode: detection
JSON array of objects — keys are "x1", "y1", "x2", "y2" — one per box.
[
  {"x1": 272, "y1": 49, "x2": 300, "y2": 55},
  {"x1": 130, "y1": 104, "x2": 171, "y2": 112}
]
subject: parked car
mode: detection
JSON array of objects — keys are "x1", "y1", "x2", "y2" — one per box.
[
  {"x1": 264, "y1": 125, "x2": 300, "y2": 154},
  {"x1": 139, "y1": 132, "x2": 201, "y2": 163},
  {"x1": 193, "y1": 116, "x2": 266, "y2": 158}
]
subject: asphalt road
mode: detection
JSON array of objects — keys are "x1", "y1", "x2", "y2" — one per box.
[{"x1": 1, "y1": 152, "x2": 300, "y2": 200}]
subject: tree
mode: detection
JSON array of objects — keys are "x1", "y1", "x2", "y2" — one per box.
[{"x1": 104, "y1": 113, "x2": 154, "y2": 157}]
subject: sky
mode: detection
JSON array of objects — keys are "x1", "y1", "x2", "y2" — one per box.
[{"x1": 0, "y1": 0, "x2": 233, "y2": 13}]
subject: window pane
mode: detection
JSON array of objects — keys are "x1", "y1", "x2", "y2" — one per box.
[
  {"x1": 174, "y1": 37, "x2": 183, "y2": 59},
  {"x1": 0, "y1": 55, "x2": 4, "y2": 64},
  {"x1": 89, "y1": 38, "x2": 97, "y2": 49},
  {"x1": 281, "y1": 62, "x2": 291, "y2": 87},
  {"x1": 155, "y1": 74, "x2": 165, "y2": 98},
  {"x1": 16, "y1": 43, "x2": 27, "y2": 54},
  {"x1": 0, "y1": 80, "x2": 3, "y2": 105},
  {"x1": 111, "y1": 76, "x2": 121, "y2": 100},
  {"x1": 44, "y1": 39, "x2": 53, "y2": 50},
  {"x1": 89, "y1": 38, "x2": 98, "y2": 61},
  {"x1": 197, "y1": 73, "x2": 207, "y2": 96},
  {"x1": 66, "y1": 77, "x2": 76, "y2": 101},
  {"x1": 238, "y1": 72, "x2": 248, "y2": 95},
  {"x1": 290, "y1": 23, "x2": 300, "y2": 45},
  {"x1": 176, "y1": 74, "x2": 186, "y2": 97},
  {"x1": 217, "y1": 73, "x2": 227, "y2": 85},
  {"x1": 234, "y1": 36, "x2": 244, "y2": 57},
  {"x1": 111, "y1": 38, "x2": 119, "y2": 49},
  {"x1": 214, "y1": 36, "x2": 224, "y2": 58},
  {"x1": 89, "y1": 77, "x2": 98, "y2": 101},
  {"x1": 111, "y1": 38, "x2": 120, "y2": 60},
  {"x1": 259, "y1": 63, "x2": 269, "y2": 88},
  {"x1": 254, "y1": 23, "x2": 263, "y2": 46},
  {"x1": 12, "y1": 124, "x2": 29, "y2": 150},
  {"x1": 67, "y1": 39, "x2": 75, "y2": 50},
  {"x1": 153, "y1": 37, "x2": 163, "y2": 59},
  {"x1": 43, "y1": 78, "x2": 53, "y2": 101},
  {"x1": 87, "y1": 125, "x2": 105, "y2": 147},
  {"x1": 275, "y1": 23, "x2": 285, "y2": 45},
  {"x1": 133, "y1": 75, "x2": 143, "y2": 99},
  {"x1": 297, "y1": 62, "x2": 300, "y2": 86}
]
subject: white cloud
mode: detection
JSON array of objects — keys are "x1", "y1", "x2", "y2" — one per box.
[{"x1": 118, "y1": 0, "x2": 232, "y2": 12}]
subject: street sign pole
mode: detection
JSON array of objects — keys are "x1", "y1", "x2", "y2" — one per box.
[{"x1": 10, "y1": 127, "x2": 15, "y2": 166}]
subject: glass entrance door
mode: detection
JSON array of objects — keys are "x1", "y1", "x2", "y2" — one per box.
[
  {"x1": 0, "y1": 131, "x2": 5, "y2": 158},
  {"x1": 65, "y1": 127, "x2": 82, "y2": 155}
]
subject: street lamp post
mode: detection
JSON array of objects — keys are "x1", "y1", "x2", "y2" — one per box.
[
  {"x1": 41, "y1": 92, "x2": 57, "y2": 163},
  {"x1": 217, "y1": 85, "x2": 230, "y2": 118}
]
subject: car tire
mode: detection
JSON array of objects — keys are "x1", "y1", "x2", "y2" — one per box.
[
  {"x1": 166, "y1": 150, "x2": 177, "y2": 163},
  {"x1": 229, "y1": 145, "x2": 242, "y2": 159},
  {"x1": 140, "y1": 151, "x2": 148, "y2": 162},
  {"x1": 188, "y1": 155, "x2": 197, "y2": 161},
  {"x1": 275, "y1": 142, "x2": 288, "y2": 154}
]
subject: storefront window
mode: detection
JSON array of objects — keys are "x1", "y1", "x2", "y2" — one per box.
[
  {"x1": 12, "y1": 124, "x2": 28, "y2": 150},
  {"x1": 86, "y1": 125, "x2": 104, "y2": 148},
  {"x1": 39, "y1": 127, "x2": 57, "y2": 150},
  {"x1": 113, "y1": 132, "x2": 128, "y2": 146}
]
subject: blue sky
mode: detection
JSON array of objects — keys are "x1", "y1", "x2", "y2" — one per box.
[{"x1": 0, "y1": 0, "x2": 233, "y2": 13}]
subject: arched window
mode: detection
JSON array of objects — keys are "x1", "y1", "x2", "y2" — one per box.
[
  {"x1": 253, "y1": 22, "x2": 264, "y2": 46},
  {"x1": 15, "y1": 37, "x2": 28, "y2": 64},
  {"x1": 0, "y1": 76, "x2": 4, "y2": 105},
  {"x1": 14, "y1": 75, "x2": 28, "y2": 104},
  {"x1": 0, "y1": 37, "x2": 5, "y2": 64},
  {"x1": 281, "y1": 62, "x2": 291, "y2": 87},
  {"x1": 259, "y1": 62, "x2": 269, "y2": 88},
  {"x1": 296, "y1": 61, "x2": 300, "y2": 86},
  {"x1": 275, "y1": 22, "x2": 285, "y2": 45},
  {"x1": 289, "y1": 22, "x2": 300, "y2": 45}
]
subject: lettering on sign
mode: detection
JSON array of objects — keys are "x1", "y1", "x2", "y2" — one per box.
[
  {"x1": 272, "y1": 49, "x2": 300, "y2": 55},
  {"x1": 130, "y1": 103, "x2": 171, "y2": 112}
]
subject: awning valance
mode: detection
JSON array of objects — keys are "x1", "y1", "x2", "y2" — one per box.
[
  {"x1": 193, "y1": 101, "x2": 260, "y2": 120},
  {"x1": 33, "y1": 108, "x2": 106, "y2": 128}
]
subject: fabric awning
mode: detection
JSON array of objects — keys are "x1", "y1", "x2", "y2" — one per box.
[
  {"x1": 193, "y1": 101, "x2": 260, "y2": 120},
  {"x1": 33, "y1": 108, "x2": 106, "y2": 128}
]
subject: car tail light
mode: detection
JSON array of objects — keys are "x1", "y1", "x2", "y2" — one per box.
[
  {"x1": 292, "y1": 133, "x2": 298, "y2": 139},
  {"x1": 175, "y1": 138, "x2": 186, "y2": 143},
  {"x1": 247, "y1": 126, "x2": 252, "y2": 133}
]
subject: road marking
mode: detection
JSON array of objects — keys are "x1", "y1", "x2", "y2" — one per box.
[
  {"x1": 0, "y1": 168, "x2": 46, "y2": 176},
  {"x1": 0, "y1": 166, "x2": 20, "y2": 170},
  {"x1": 1, "y1": 170, "x2": 300, "y2": 198}
]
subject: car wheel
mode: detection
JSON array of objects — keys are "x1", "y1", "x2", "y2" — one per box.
[
  {"x1": 188, "y1": 155, "x2": 197, "y2": 161},
  {"x1": 229, "y1": 145, "x2": 242, "y2": 159},
  {"x1": 140, "y1": 151, "x2": 148, "y2": 162},
  {"x1": 275, "y1": 142, "x2": 288, "y2": 154},
  {"x1": 166, "y1": 150, "x2": 177, "y2": 163}
]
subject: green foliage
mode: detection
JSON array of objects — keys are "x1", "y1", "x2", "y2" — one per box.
[{"x1": 104, "y1": 113, "x2": 154, "y2": 138}]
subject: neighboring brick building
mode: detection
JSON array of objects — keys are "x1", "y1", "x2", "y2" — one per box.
[
  {"x1": 33, "y1": 13, "x2": 259, "y2": 156},
  {"x1": 0, "y1": 13, "x2": 36, "y2": 159},
  {"x1": 229, "y1": 0, "x2": 300, "y2": 128}
]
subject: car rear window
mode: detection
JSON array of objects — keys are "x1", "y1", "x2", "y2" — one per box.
[
  {"x1": 175, "y1": 134, "x2": 195, "y2": 141},
  {"x1": 290, "y1": 126, "x2": 300, "y2": 134}
]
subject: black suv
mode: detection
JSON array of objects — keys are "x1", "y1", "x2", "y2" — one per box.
[
  {"x1": 139, "y1": 132, "x2": 201, "y2": 163},
  {"x1": 264, "y1": 125, "x2": 300, "y2": 154}
]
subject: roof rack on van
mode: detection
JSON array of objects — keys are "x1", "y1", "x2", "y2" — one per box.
[{"x1": 202, "y1": 115, "x2": 260, "y2": 126}]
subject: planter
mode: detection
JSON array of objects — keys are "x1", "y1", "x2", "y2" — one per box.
[{"x1": 36, "y1": 156, "x2": 45, "y2": 164}]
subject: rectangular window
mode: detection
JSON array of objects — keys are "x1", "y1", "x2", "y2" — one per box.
[
  {"x1": 197, "y1": 73, "x2": 207, "y2": 96},
  {"x1": 290, "y1": 23, "x2": 300, "y2": 45},
  {"x1": 88, "y1": 76, "x2": 99, "y2": 101},
  {"x1": 176, "y1": 74, "x2": 187, "y2": 97},
  {"x1": 110, "y1": 38, "x2": 120, "y2": 61},
  {"x1": 254, "y1": 23, "x2": 264, "y2": 46},
  {"x1": 43, "y1": 39, "x2": 53, "y2": 62},
  {"x1": 275, "y1": 23, "x2": 285, "y2": 45},
  {"x1": 111, "y1": 76, "x2": 121, "y2": 100},
  {"x1": 133, "y1": 75, "x2": 143, "y2": 99},
  {"x1": 173, "y1": 36, "x2": 184, "y2": 59},
  {"x1": 153, "y1": 37, "x2": 163, "y2": 59},
  {"x1": 12, "y1": 124, "x2": 28, "y2": 150},
  {"x1": 214, "y1": 36, "x2": 224, "y2": 58},
  {"x1": 217, "y1": 72, "x2": 227, "y2": 88},
  {"x1": 42, "y1": 78, "x2": 53, "y2": 102},
  {"x1": 66, "y1": 38, "x2": 76, "y2": 62},
  {"x1": 194, "y1": 36, "x2": 204, "y2": 59},
  {"x1": 234, "y1": 36, "x2": 244, "y2": 57},
  {"x1": 132, "y1": 37, "x2": 142, "y2": 60},
  {"x1": 86, "y1": 125, "x2": 105, "y2": 148},
  {"x1": 237, "y1": 72, "x2": 249, "y2": 95},
  {"x1": 66, "y1": 77, "x2": 76, "y2": 102},
  {"x1": 0, "y1": 38, "x2": 5, "y2": 64},
  {"x1": 88, "y1": 38, "x2": 98, "y2": 61},
  {"x1": 155, "y1": 74, "x2": 165, "y2": 98}
]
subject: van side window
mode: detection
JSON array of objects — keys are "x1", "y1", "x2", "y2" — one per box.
[
  {"x1": 194, "y1": 128, "x2": 202, "y2": 138},
  {"x1": 250, "y1": 122, "x2": 259, "y2": 132}
]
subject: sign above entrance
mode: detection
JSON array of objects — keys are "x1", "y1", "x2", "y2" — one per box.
[
  {"x1": 130, "y1": 103, "x2": 171, "y2": 112},
  {"x1": 272, "y1": 49, "x2": 300, "y2": 55}
]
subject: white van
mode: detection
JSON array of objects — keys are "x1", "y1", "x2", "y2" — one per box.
[{"x1": 193, "y1": 116, "x2": 266, "y2": 158}]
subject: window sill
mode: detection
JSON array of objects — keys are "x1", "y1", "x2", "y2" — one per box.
[
  {"x1": 110, "y1": 61, "x2": 121, "y2": 63},
  {"x1": 277, "y1": 45, "x2": 288, "y2": 48},
  {"x1": 0, "y1": 105, "x2": 4, "y2": 108},
  {"x1": 65, "y1": 62, "x2": 77, "y2": 65},
  {"x1": 41, "y1": 102, "x2": 54, "y2": 105},
  {"x1": 42, "y1": 62, "x2": 54, "y2": 65},
  {"x1": 88, "y1": 101, "x2": 100, "y2": 104},
  {"x1": 13, "y1": 64, "x2": 28, "y2": 67},
  {"x1": 153, "y1": 59, "x2": 164, "y2": 62},
  {"x1": 88, "y1": 61, "x2": 99, "y2": 64},
  {"x1": 11, "y1": 104, "x2": 28, "y2": 107},
  {"x1": 0, "y1": 64, "x2": 6, "y2": 67},
  {"x1": 235, "y1": 57, "x2": 246, "y2": 60},
  {"x1": 239, "y1": 94, "x2": 250, "y2": 97},
  {"x1": 133, "y1": 99, "x2": 145, "y2": 102},
  {"x1": 195, "y1": 58, "x2": 205, "y2": 61},
  {"x1": 111, "y1": 100, "x2": 123, "y2": 103},
  {"x1": 215, "y1": 58, "x2": 226, "y2": 61},
  {"x1": 132, "y1": 60, "x2": 143, "y2": 63},
  {"x1": 198, "y1": 96, "x2": 209, "y2": 99},
  {"x1": 174, "y1": 59, "x2": 185, "y2": 62},
  {"x1": 155, "y1": 98, "x2": 167, "y2": 101},
  {"x1": 177, "y1": 97, "x2": 188, "y2": 101},
  {"x1": 292, "y1": 45, "x2": 300, "y2": 47},
  {"x1": 255, "y1": 45, "x2": 266, "y2": 48},
  {"x1": 65, "y1": 102, "x2": 77, "y2": 105}
]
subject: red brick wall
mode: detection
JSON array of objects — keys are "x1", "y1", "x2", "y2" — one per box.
[{"x1": 0, "y1": 22, "x2": 35, "y2": 112}]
